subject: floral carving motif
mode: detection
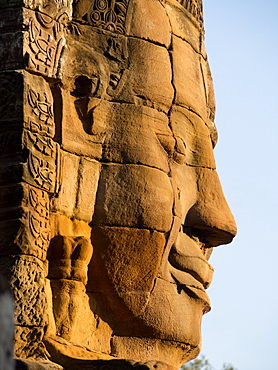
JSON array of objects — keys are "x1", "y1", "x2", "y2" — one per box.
[
  {"x1": 83, "y1": 0, "x2": 130, "y2": 34},
  {"x1": 27, "y1": 12, "x2": 65, "y2": 77},
  {"x1": 26, "y1": 85, "x2": 54, "y2": 137},
  {"x1": 28, "y1": 187, "x2": 50, "y2": 250},
  {"x1": 28, "y1": 152, "x2": 56, "y2": 191}
]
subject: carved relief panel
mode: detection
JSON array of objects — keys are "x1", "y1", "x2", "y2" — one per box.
[
  {"x1": 0, "y1": 70, "x2": 59, "y2": 259},
  {"x1": 0, "y1": 8, "x2": 65, "y2": 78},
  {"x1": 73, "y1": 0, "x2": 130, "y2": 34}
]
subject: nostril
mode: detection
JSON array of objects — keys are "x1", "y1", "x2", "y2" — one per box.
[
  {"x1": 184, "y1": 224, "x2": 235, "y2": 248},
  {"x1": 183, "y1": 226, "x2": 213, "y2": 259}
]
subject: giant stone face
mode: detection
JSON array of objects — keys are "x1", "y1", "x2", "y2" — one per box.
[{"x1": 0, "y1": 0, "x2": 236, "y2": 368}]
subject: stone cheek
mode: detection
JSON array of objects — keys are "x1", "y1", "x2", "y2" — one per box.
[
  {"x1": 92, "y1": 164, "x2": 174, "y2": 232},
  {"x1": 89, "y1": 226, "x2": 166, "y2": 318},
  {"x1": 99, "y1": 103, "x2": 172, "y2": 172}
]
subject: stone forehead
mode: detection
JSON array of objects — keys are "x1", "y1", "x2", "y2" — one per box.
[{"x1": 78, "y1": 0, "x2": 204, "y2": 34}]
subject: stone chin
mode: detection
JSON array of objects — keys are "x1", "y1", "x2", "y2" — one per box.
[
  {"x1": 109, "y1": 276, "x2": 207, "y2": 368},
  {"x1": 89, "y1": 226, "x2": 210, "y2": 368}
]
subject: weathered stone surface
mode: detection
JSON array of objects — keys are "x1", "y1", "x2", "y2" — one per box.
[
  {"x1": 47, "y1": 236, "x2": 95, "y2": 343},
  {"x1": 0, "y1": 0, "x2": 72, "y2": 21},
  {"x1": 0, "y1": 0, "x2": 237, "y2": 369},
  {"x1": 0, "y1": 70, "x2": 54, "y2": 135},
  {"x1": 118, "y1": 37, "x2": 174, "y2": 112},
  {"x1": 92, "y1": 164, "x2": 174, "y2": 232},
  {"x1": 14, "y1": 325, "x2": 47, "y2": 359},
  {"x1": 98, "y1": 102, "x2": 172, "y2": 171},
  {"x1": 171, "y1": 35, "x2": 207, "y2": 120},
  {"x1": 162, "y1": 0, "x2": 204, "y2": 56},
  {"x1": 89, "y1": 226, "x2": 166, "y2": 317},
  {"x1": 72, "y1": 0, "x2": 128, "y2": 34},
  {"x1": 169, "y1": 105, "x2": 216, "y2": 168},
  {"x1": 126, "y1": 0, "x2": 171, "y2": 47},
  {"x1": 0, "y1": 184, "x2": 50, "y2": 260},
  {"x1": 0, "y1": 255, "x2": 48, "y2": 327}
]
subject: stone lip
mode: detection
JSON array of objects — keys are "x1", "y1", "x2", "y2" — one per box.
[
  {"x1": 163, "y1": 229, "x2": 214, "y2": 312},
  {"x1": 169, "y1": 267, "x2": 211, "y2": 312},
  {"x1": 169, "y1": 243, "x2": 214, "y2": 289}
]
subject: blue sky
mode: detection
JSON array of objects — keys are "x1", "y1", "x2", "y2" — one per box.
[{"x1": 198, "y1": 1, "x2": 278, "y2": 369}]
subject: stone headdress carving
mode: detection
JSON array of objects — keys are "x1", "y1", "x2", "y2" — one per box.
[
  {"x1": 80, "y1": 0, "x2": 130, "y2": 34},
  {"x1": 77, "y1": 0, "x2": 203, "y2": 34},
  {"x1": 177, "y1": 0, "x2": 203, "y2": 26}
]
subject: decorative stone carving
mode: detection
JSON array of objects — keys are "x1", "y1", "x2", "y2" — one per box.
[
  {"x1": 0, "y1": 8, "x2": 65, "y2": 78},
  {"x1": 0, "y1": 0, "x2": 236, "y2": 369},
  {"x1": 73, "y1": 0, "x2": 130, "y2": 34}
]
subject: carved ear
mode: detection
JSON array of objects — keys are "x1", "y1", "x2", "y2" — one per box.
[{"x1": 105, "y1": 37, "x2": 129, "y2": 98}]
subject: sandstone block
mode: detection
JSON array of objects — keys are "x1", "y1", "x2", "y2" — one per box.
[
  {"x1": 162, "y1": 0, "x2": 204, "y2": 56},
  {"x1": 118, "y1": 38, "x2": 174, "y2": 113},
  {"x1": 0, "y1": 70, "x2": 55, "y2": 136},
  {"x1": 0, "y1": 255, "x2": 48, "y2": 327},
  {"x1": 92, "y1": 164, "x2": 173, "y2": 232},
  {"x1": 99, "y1": 102, "x2": 172, "y2": 172},
  {"x1": 170, "y1": 105, "x2": 216, "y2": 169},
  {"x1": 171, "y1": 35, "x2": 207, "y2": 120},
  {"x1": 75, "y1": 158, "x2": 101, "y2": 222},
  {"x1": 90, "y1": 226, "x2": 166, "y2": 296},
  {"x1": 126, "y1": 0, "x2": 171, "y2": 47},
  {"x1": 54, "y1": 151, "x2": 79, "y2": 218}
]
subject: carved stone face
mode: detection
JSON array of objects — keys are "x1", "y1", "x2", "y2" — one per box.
[{"x1": 57, "y1": 0, "x2": 237, "y2": 367}]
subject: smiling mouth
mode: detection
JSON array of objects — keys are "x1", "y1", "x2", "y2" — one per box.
[{"x1": 167, "y1": 229, "x2": 214, "y2": 311}]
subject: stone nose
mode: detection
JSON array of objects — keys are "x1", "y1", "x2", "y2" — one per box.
[{"x1": 184, "y1": 167, "x2": 237, "y2": 247}]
